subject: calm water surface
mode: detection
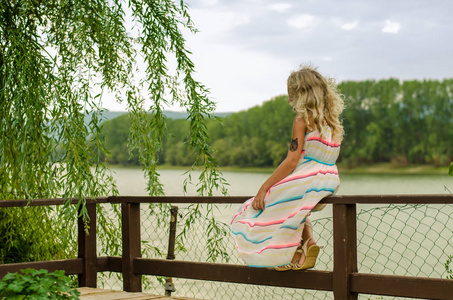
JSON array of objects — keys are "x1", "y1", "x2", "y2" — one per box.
[
  {"x1": 112, "y1": 167, "x2": 452, "y2": 223},
  {"x1": 113, "y1": 167, "x2": 452, "y2": 196}
]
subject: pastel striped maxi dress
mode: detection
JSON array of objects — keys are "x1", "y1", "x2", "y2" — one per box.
[{"x1": 230, "y1": 126, "x2": 340, "y2": 268}]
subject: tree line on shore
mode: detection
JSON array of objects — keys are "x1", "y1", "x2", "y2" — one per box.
[{"x1": 101, "y1": 78, "x2": 453, "y2": 168}]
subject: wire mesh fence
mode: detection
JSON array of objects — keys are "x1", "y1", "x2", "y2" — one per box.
[{"x1": 96, "y1": 202, "x2": 453, "y2": 300}]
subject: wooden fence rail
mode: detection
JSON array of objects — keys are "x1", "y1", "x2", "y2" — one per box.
[{"x1": 1, "y1": 195, "x2": 453, "y2": 299}]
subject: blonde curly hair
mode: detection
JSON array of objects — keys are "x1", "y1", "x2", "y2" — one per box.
[{"x1": 287, "y1": 64, "x2": 344, "y2": 142}]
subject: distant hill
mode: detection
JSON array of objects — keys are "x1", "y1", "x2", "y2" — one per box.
[
  {"x1": 88, "y1": 110, "x2": 233, "y2": 123},
  {"x1": 101, "y1": 111, "x2": 128, "y2": 121},
  {"x1": 162, "y1": 110, "x2": 232, "y2": 119}
]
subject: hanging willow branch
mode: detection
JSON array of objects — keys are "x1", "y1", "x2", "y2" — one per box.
[
  {"x1": 0, "y1": 0, "x2": 228, "y2": 264},
  {"x1": 1, "y1": 0, "x2": 226, "y2": 208}
]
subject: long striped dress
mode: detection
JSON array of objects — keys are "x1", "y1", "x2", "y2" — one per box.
[{"x1": 230, "y1": 126, "x2": 340, "y2": 268}]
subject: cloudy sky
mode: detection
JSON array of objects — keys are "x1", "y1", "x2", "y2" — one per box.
[{"x1": 104, "y1": 0, "x2": 452, "y2": 113}]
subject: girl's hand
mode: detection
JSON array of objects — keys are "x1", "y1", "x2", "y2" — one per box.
[{"x1": 252, "y1": 189, "x2": 266, "y2": 210}]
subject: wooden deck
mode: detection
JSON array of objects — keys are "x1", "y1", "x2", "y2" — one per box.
[{"x1": 77, "y1": 287, "x2": 204, "y2": 300}]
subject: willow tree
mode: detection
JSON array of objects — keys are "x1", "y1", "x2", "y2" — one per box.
[{"x1": 0, "y1": 0, "x2": 227, "y2": 264}]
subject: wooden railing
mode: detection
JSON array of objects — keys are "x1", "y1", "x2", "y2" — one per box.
[{"x1": 1, "y1": 195, "x2": 453, "y2": 299}]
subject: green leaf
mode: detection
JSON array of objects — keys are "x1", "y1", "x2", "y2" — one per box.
[
  {"x1": 449, "y1": 162, "x2": 453, "y2": 176},
  {"x1": 28, "y1": 283, "x2": 41, "y2": 292},
  {"x1": 2, "y1": 273, "x2": 16, "y2": 281},
  {"x1": 7, "y1": 283, "x2": 24, "y2": 293}
]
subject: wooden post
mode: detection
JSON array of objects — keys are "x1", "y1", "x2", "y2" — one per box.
[
  {"x1": 122, "y1": 202, "x2": 142, "y2": 292},
  {"x1": 165, "y1": 206, "x2": 178, "y2": 296},
  {"x1": 333, "y1": 203, "x2": 358, "y2": 299},
  {"x1": 78, "y1": 203, "x2": 97, "y2": 287}
]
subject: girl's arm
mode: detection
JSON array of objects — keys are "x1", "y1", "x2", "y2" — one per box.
[{"x1": 252, "y1": 116, "x2": 307, "y2": 210}]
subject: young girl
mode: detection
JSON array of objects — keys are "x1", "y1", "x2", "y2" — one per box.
[{"x1": 231, "y1": 65, "x2": 344, "y2": 270}]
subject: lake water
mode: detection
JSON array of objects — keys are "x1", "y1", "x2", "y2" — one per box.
[
  {"x1": 114, "y1": 167, "x2": 452, "y2": 196},
  {"x1": 107, "y1": 168, "x2": 453, "y2": 300},
  {"x1": 113, "y1": 167, "x2": 452, "y2": 223}
]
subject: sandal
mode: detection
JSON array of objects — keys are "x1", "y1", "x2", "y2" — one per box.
[
  {"x1": 274, "y1": 263, "x2": 294, "y2": 271},
  {"x1": 274, "y1": 241, "x2": 303, "y2": 271},
  {"x1": 292, "y1": 237, "x2": 321, "y2": 270}
]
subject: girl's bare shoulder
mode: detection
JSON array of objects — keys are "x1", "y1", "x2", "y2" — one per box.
[
  {"x1": 294, "y1": 115, "x2": 307, "y2": 125},
  {"x1": 293, "y1": 115, "x2": 307, "y2": 132}
]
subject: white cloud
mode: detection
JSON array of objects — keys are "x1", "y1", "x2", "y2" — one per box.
[
  {"x1": 287, "y1": 14, "x2": 317, "y2": 29},
  {"x1": 199, "y1": 0, "x2": 219, "y2": 6},
  {"x1": 189, "y1": 9, "x2": 250, "y2": 38},
  {"x1": 341, "y1": 21, "x2": 358, "y2": 30},
  {"x1": 382, "y1": 20, "x2": 401, "y2": 34},
  {"x1": 101, "y1": 1, "x2": 453, "y2": 113},
  {"x1": 269, "y1": 3, "x2": 292, "y2": 13},
  {"x1": 184, "y1": 44, "x2": 292, "y2": 112}
]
